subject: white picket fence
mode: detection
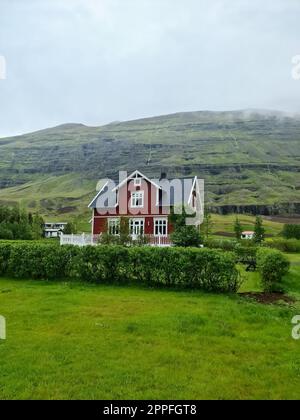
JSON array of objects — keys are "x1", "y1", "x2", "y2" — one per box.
[{"x1": 60, "y1": 234, "x2": 172, "y2": 247}]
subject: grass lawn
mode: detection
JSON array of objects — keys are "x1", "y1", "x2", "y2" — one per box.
[{"x1": 0, "y1": 254, "x2": 300, "y2": 400}]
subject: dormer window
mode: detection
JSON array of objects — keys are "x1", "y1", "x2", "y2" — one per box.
[
  {"x1": 131, "y1": 191, "x2": 144, "y2": 208},
  {"x1": 134, "y1": 178, "x2": 142, "y2": 187}
]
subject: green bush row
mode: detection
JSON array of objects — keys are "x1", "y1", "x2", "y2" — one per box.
[
  {"x1": 204, "y1": 238, "x2": 238, "y2": 251},
  {"x1": 265, "y1": 238, "x2": 300, "y2": 253},
  {"x1": 0, "y1": 243, "x2": 241, "y2": 293},
  {"x1": 257, "y1": 248, "x2": 290, "y2": 292}
]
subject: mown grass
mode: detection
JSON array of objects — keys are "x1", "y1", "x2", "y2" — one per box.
[{"x1": 0, "y1": 253, "x2": 300, "y2": 400}]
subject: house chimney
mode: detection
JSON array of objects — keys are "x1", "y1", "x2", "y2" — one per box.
[{"x1": 160, "y1": 171, "x2": 167, "y2": 180}]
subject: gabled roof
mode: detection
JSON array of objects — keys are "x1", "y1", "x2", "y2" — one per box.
[
  {"x1": 112, "y1": 170, "x2": 161, "y2": 192},
  {"x1": 88, "y1": 170, "x2": 203, "y2": 210}
]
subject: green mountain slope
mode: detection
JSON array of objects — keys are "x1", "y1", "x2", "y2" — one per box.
[{"x1": 0, "y1": 110, "x2": 300, "y2": 219}]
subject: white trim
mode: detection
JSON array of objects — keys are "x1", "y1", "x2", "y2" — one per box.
[
  {"x1": 108, "y1": 217, "x2": 121, "y2": 235},
  {"x1": 154, "y1": 217, "x2": 168, "y2": 237},
  {"x1": 134, "y1": 178, "x2": 142, "y2": 187},
  {"x1": 129, "y1": 218, "x2": 145, "y2": 237},
  {"x1": 112, "y1": 170, "x2": 161, "y2": 192},
  {"x1": 131, "y1": 191, "x2": 144, "y2": 208}
]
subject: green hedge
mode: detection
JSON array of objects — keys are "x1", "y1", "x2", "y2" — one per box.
[
  {"x1": 257, "y1": 248, "x2": 290, "y2": 292},
  {"x1": 266, "y1": 238, "x2": 300, "y2": 253},
  {"x1": 0, "y1": 243, "x2": 241, "y2": 293},
  {"x1": 204, "y1": 239, "x2": 238, "y2": 251}
]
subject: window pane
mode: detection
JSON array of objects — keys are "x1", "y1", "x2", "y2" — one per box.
[
  {"x1": 108, "y1": 220, "x2": 120, "y2": 235},
  {"x1": 154, "y1": 219, "x2": 167, "y2": 236},
  {"x1": 131, "y1": 192, "x2": 144, "y2": 207}
]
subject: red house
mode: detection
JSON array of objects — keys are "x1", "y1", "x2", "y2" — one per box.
[{"x1": 88, "y1": 170, "x2": 204, "y2": 245}]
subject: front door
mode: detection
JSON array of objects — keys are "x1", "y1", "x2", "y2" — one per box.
[{"x1": 130, "y1": 219, "x2": 144, "y2": 238}]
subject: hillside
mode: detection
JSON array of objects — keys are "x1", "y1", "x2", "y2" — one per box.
[{"x1": 0, "y1": 109, "x2": 300, "y2": 220}]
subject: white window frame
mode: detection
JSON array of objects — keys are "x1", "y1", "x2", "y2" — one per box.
[
  {"x1": 108, "y1": 218, "x2": 120, "y2": 236},
  {"x1": 129, "y1": 218, "x2": 145, "y2": 236},
  {"x1": 154, "y1": 218, "x2": 168, "y2": 237},
  {"x1": 134, "y1": 178, "x2": 142, "y2": 187},
  {"x1": 131, "y1": 191, "x2": 144, "y2": 208}
]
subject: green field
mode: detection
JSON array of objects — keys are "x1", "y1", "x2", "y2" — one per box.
[
  {"x1": 211, "y1": 214, "x2": 285, "y2": 238},
  {"x1": 0, "y1": 253, "x2": 300, "y2": 400}
]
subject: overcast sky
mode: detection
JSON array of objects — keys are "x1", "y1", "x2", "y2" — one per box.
[{"x1": 0, "y1": 0, "x2": 300, "y2": 137}]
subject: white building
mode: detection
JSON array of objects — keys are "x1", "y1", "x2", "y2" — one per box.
[
  {"x1": 241, "y1": 231, "x2": 255, "y2": 240},
  {"x1": 44, "y1": 223, "x2": 67, "y2": 238}
]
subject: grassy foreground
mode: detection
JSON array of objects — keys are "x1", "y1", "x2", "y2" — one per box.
[{"x1": 0, "y1": 254, "x2": 300, "y2": 400}]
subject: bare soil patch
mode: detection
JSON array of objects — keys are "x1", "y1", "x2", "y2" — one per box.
[{"x1": 239, "y1": 292, "x2": 296, "y2": 305}]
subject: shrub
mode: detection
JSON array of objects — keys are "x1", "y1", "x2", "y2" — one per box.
[
  {"x1": 0, "y1": 224, "x2": 14, "y2": 240},
  {"x1": 282, "y1": 224, "x2": 300, "y2": 240},
  {"x1": 0, "y1": 243, "x2": 241, "y2": 293},
  {"x1": 0, "y1": 243, "x2": 12, "y2": 275},
  {"x1": 234, "y1": 244, "x2": 257, "y2": 265},
  {"x1": 204, "y1": 239, "x2": 238, "y2": 251},
  {"x1": 266, "y1": 238, "x2": 300, "y2": 253},
  {"x1": 256, "y1": 248, "x2": 290, "y2": 292},
  {"x1": 171, "y1": 226, "x2": 202, "y2": 247}
]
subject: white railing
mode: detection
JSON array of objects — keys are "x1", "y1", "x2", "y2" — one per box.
[
  {"x1": 60, "y1": 234, "x2": 100, "y2": 247},
  {"x1": 60, "y1": 233, "x2": 172, "y2": 247},
  {"x1": 148, "y1": 235, "x2": 172, "y2": 247}
]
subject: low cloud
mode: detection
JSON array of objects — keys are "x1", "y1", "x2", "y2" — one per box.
[{"x1": 0, "y1": 0, "x2": 300, "y2": 137}]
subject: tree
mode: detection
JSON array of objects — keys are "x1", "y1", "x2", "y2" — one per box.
[
  {"x1": 234, "y1": 217, "x2": 243, "y2": 241},
  {"x1": 171, "y1": 225, "x2": 202, "y2": 247},
  {"x1": 282, "y1": 224, "x2": 300, "y2": 240},
  {"x1": 169, "y1": 207, "x2": 202, "y2": 247},
  {"x1": 169, "y1": 206, "x2": 188, "y2": 228},
  {"x1": 32, "y1": 214, "x2": 44, "y2": 239},
  {"x1": 0, "y1": 223, "x2": 14, "y2": 240},
  {"x1": 202, "y1": 207, "x2": 214, "y2": 240},
  {"x1": 119, "y1": 217, "x2": 131, "y2": 246},
  {"x1": 28, "y1": 212, "x2": 34, "y2": 225},
  {"x1": 0, "y1": 205, "x2": 44, "y2": 240},
  {"x1": 254, "y1": 216, "x2": 265, "y2": 244},
  {"x1": 64, "y1": 222, "x2": 77, "y2": 235}
]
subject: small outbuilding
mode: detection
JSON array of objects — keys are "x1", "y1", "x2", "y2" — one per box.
[{"x1": 241, "y1": 231, "x2": 255, "y2": 240}]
